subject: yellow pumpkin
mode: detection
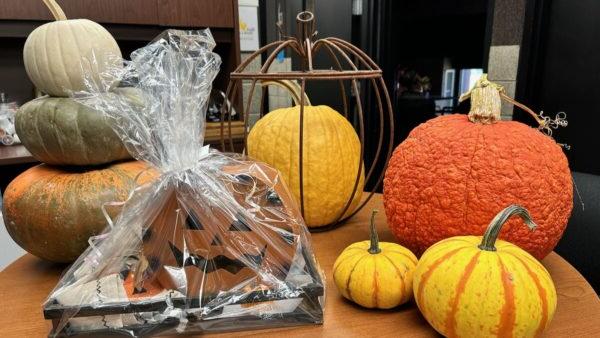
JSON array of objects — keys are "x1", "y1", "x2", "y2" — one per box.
[
  {"x1": 23, "y1": 0, "x2": 122, "y2": 97},
  {"x1": 413, "y1": 205, "x2": 557, "y2": 338},
  {"x1": 247, "y1": 81, "x2": 364, "y2": 228},
  {"x1": 333, "y1": 211, "x2": 417, "y2": 308}
]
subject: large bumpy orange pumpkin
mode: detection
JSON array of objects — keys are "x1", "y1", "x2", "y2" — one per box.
[
  {"x1": 384, "y1": 75, "x2": 572, "y2": 259},
  {"x1": 3, "y1": 161, "x2": 153, "y2": 262}
]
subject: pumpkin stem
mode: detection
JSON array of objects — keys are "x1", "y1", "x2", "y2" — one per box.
[
  {"x1": 478, "y1": 205, "x2": 537, "y2": 252},
  {"x1": 459, "y1": 74, "x2": 568, "y2": 135},
  {"x1": 42, "y1": 0, "x2": 68, "y2": 21},
  {"x1": 458, "y1": 74, "x2": 503, "y2": 124},
  {"x1": 368, "y1": 210, "x2": 381, "y2": 254}
]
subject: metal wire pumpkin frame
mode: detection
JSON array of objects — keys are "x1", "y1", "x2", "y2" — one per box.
[{"x1": 219, "y1": 11, "x2": 394, "y2": 231}]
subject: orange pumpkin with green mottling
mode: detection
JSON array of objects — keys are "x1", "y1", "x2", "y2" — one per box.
[{"x1": 2, "y1": 161, "x2": 154, "y2": 263}]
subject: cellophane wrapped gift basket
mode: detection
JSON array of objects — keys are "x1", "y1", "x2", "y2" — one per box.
[{"x1": 42, "y1": 29, "x2": 325, "y2": 337}]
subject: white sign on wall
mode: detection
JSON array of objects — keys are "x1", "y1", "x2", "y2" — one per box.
[{"x1": 239, "y1": 0, "x2": 260, "y2": 51}]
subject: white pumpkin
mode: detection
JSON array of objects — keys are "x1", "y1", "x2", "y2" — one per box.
[{"x1": 23, "y1": 0, "x2": 122, "y2": 97}]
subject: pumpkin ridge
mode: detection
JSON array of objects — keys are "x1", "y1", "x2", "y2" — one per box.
[
  {"x1": 342, "y1": 111, "x2": 362, "y2": 220},
  {"x1": 381, "y1": 254, "x2": 407, "y2": 302},
  {"x1": 12, "y1": 177, "x2": 36, "y2": 252},
  {"x1": 265, "y1": 112, "x2": 281, "y2": 185},
  {"x1": 345, "y1": 254, "x2": 369, "y2": 302},
  {"x1": 77, "y1": 23, "x2": 98, "y2": 85},
  {"x1": 318, "y1": 107, "x2": 335, "y2": 219},
  {"x1": 416, "y1": 247, "x2": 466, "y2": 316},
  {"x1": 50, "y1": 99, "x2": 71, "y2": 162},
  {"x1": 372, "y1": 257, "x2": 379, "y2": 308},
  {"x1": 342, "y1": 246, "x2": 368, "y2": 253},
  {"x1": 332, "y1": 251, "x2": 364, "y2": 277},
  {"x1": 324, "y1": 107, "x2": 338, "y2": 221},
  {"x1": 55, "y1": 22, "x2": 74, "y2": 90},
  {"x1": 284, "y1": 109, "x2": 296, "y2": 207},
  {"x1": 502, "y1": 246, "x2": 547, "y2": 276},
  {"x1": 39, "y1": 100, "x2": 57, "y2": 159},
  {"x1": 444, "y1": 251, "x2": 480, "y2": 337},
  {"x1": 12, "y1": 169, "x2": 62, "y2": 258},
  {"x1": 33, "y1": 26, "x2": 49, "y2": 92},
  {"x1": 505, "y1": 252, "x2": 550, "y2": 336},
  {"x1": 306, "y1": 105, "x2": 319, "y2": 219},
  {"x1": 497, "y1": 256, "x2": 517, "y2": 338},
  {"x1": 73, "y1": 102, "x2": 92, "y2": 164},
  {"x1": 381, "y1": 248, "x2": 418, "y2": 265},
  {"x1": 381, "y1": 253, "x2": 409, "y2": 277},
  {"x1": 42, "y1": 24, "x2": 60, "y2": 92},
  {"x1": 31, "y1": 101, "x2": 58, "y2": 164},
  {"x1": 26, "y1": 33, "x2": 43, "y2": 95},
  {"x1": 420, "y1": 238, "x2": 472, "y2": 259},
  {"x1": 330, "y1": 109, "x2": 349, "y2": 221},
  {"x1": 462, "y1": 127, "x2": 484, "y2": 232}
]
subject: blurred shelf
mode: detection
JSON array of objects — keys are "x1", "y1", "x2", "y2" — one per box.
[
  {"x1": 0, "y1": 20, "x2": 235, "y2": 43},
  {"x1": 205, "y1": 121, "x2": 245, "y2": 142},
  {"x1": 0, "y1": 144, "x2": 37, "y2": 166},
  {"x1": 0, "y1": 0, "x2": 236, "y2": 28}
]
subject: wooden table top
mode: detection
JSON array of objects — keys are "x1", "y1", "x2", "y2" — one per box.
[
  {"x1": 0, "y1": 144, "x2": 36, "y2": 165},
  {"x1": 1, "y1": 194, "x2": 599, "y2": 337}
]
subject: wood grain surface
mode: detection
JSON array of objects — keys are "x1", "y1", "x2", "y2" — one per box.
[
  {"x1": 0, "y1": 194, "x2": 598, "y2": 337},
  {"x1": 157, "y1": 0, "x2": 235, "y2": 28},
  {"x1": 0, "y1": 0, "x2": 160, "y2": 25}
]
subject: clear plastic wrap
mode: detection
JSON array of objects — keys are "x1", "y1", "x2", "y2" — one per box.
[{"x1": 43, "y1": 29, "x2": 325, "y2": 337}]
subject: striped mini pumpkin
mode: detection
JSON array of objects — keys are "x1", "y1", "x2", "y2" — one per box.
[
  {"x1": 333, "y1": 211, "x2": 418, "y2": 309},
  {"x1": 413, "y1": 205, "x2": 557, "y2": 338}
]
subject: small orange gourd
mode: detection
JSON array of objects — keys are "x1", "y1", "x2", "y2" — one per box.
[
  {"x1": 414, "y1": 205, "x2": 557, "y2": 338},
  {"x1": 333, "y1": 211, "x2": 417, "y2": 309}
]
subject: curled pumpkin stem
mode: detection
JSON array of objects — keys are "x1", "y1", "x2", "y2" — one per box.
[
  {"x1": 478, "y1": 205, "x2": 537, "y2": 252},
  {"x1": 537, "y1": 111, "x2": 568, "y2": 137},
  {"x1": 461, "y1": 74, "x2": 568, "y2": 138},
  {"x1": 499, "y1": 93, "x2": 568, "y2": 137}
]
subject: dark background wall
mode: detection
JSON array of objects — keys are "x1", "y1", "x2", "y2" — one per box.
[
  {"x1": 517, "y1": 0, "x2": 600, "y2": 175},
  {"x1": 260, "y1": 0, "x2": 490, "y2": 190},
  {"x1": 262, "y1": 0, "x2": 353, "y2": 112},
  {"x1": 0, "y1": 38, "x2": 32, "y2": 105},
  {"x1": 490, "y1": 0, "x2": 526, "y2": 46},
  {"x1": 363, "y1": 0, "x2": 490, "y2": 188},
  {"x1": 385, "y1": 1, "x2": 489, "y2": 96}
]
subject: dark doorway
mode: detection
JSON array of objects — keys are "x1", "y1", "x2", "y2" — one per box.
[
  {"x1": 517, "y1": 0, "x2": 600, "y2": 175},
  {"x1": 360, "y1": 0, "x2": 490, "y2": 189}
]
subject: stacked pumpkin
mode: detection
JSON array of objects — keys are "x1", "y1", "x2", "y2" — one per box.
[{"x1": 2, "y1": 0, "x2": 150, "y2": 263}]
